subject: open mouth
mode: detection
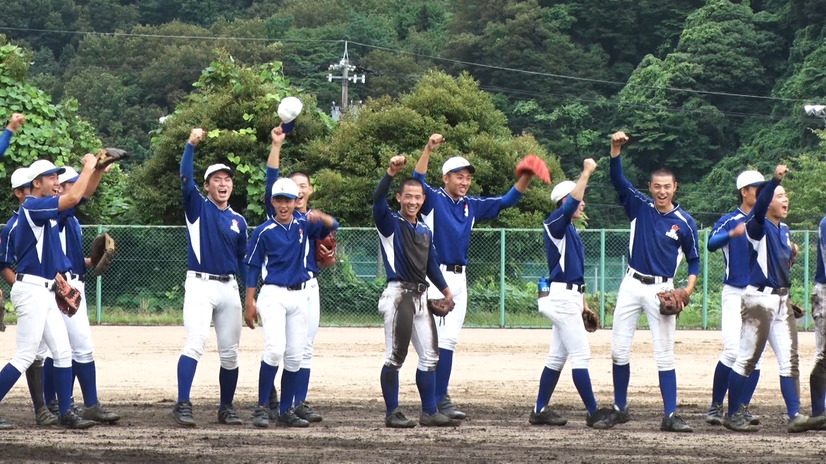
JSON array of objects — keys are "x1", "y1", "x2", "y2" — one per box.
[{"x1": 218, "y1": 188, "x2": 228, "y2": 195}]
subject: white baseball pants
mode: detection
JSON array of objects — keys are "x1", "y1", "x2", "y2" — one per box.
[
  {"x1": 181, "y1": 276, "x2": 242, "y2": 370},
  {"x1": 733, "y1": 287, "x2": 798, "y2": 378},
  {"x1": 719, "y1": 284, "x2": 762, "y2": 369},
  {"x1": 62, "y1": 280, "x2": 94, "y2": 363},
  {"x1": 380, "y1": 282, "x2": 438, "y2": 371},
  {"x1": 538, "y1": 283, "x2": 590, "y2": 370},
  {"x1": 814, "y1": 283, "x2": 826, "y2": 364},
  {"x1": 427, "y1": 267, "x2": 467, "y2": 352},
  {"x1": 299, "y1": 278, "x2": 320, "y2": 370},
  {"x1": 257, "y1": 284, "x2": 310, "y2": 372},
  {"x1": 9, "y1": 281, "x2": 72, "y2": 372}
]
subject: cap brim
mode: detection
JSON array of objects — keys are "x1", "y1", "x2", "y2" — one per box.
[
  {"x1": 62, "y1": 175, "x2": 80, "y2": 184},
  {"x1": 448, "y1": 165, "x2": 475, "y2": 174},
  {"x1": 205, "y1": 168, "x2": 233, "y2": 181},
  {"x1": 272, "y1": 193, "x2": 298, "y2": 199}
]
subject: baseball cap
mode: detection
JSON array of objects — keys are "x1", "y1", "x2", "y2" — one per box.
[
  {"x1": 27, "y1": 160, "x2": 65, "y2": 182},
  {"x1": 10, "y1": 168, "x2": 31, "y2": 189},
  {"x1": 442, "y1": 156, "x2": 475, "y2": 175},
  {"x1": 58, "y1": 167, "x2": 80, "y2": 184},
  {"x1": 204, "y1": 163, "x2": 233, "y2": 181},
  {"x1": 278, "y1": 97, "x2": 303, "y2": 134},
  {"x1": 736, "y1": 170, "x2": 765, "y2": 190},
  {"x1": 271, "y1": 177, "x2": 299, "y2": 199},
  {"x1": 550, "y1": 181, "x2": 577, "y2": 203}
]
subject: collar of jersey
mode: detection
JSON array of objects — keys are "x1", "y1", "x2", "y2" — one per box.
[
  {"x1": 397, "y1": 212, "x2": 420, "y2": 227},
  {"x1": 205, "y1": 195, "x2": 231, "y2": 211},
  {"x1": 651, "y1": 200, "x2": 680, "y2": 215},
  {"x1": 273, "y1": 217, "x2": 296, "y2": 230},
  {"x1": 438, "y1": 187, "x2": 466, "y2": 204}
]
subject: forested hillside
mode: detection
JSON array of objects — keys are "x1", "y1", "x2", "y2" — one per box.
[{"x1": 1, "y1": 0, "x2": 825, "y2": 227}]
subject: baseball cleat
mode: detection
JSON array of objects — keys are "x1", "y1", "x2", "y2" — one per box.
[
  {"x1": 294, "y1": 401, "x2": 322, "y2": 423},
  {"x1": 60, "y1": 409, "x2": 97, "y2": 429},
  {"x1": 586, "y1": 407, "x2": 614, "y2": 428},
  {"x1": 660, "y1": 413, "x2": 693, "y2": 432},
  {"x1": 267, "y1": 389, "x2": 280, "y2": 421},
  {"x1": 47, "y1": 399, "x2": 59, "y2": 416},
  {"x1": 172, "y1": 401, "x2": 196, "y2": 427},
  {"x1": 419, "y1": 411, "x2": 461, "y2": 427},
  {"x1": 723, "y1": 406, "x2": 759, "y2": 432},
  {"x1": 529, "y1": 406, "x2": 567, "y2": 426},
  {"x1": 741, "y1": 403, "x2": 759, "y2": 425},
  {"x1": 385, "y1": 409, "x2": 416, "y2": 428},
  {"x1": 705, "y1": 402, "x2": 723, "y2": 425},
  {"x1": 437, "y1": 395, "x2": 467, "y2": 420},
  {"x1": 0, "y1": 417, "x2": 15, "y2": 430},
  {"x1": 82, "y1": 403, "x2": 120, "y2": 424},
  {"x1": 593, "y1": 406, "x2": 630, "y2": 429},
  {"x1": 788, "y1": 413, "x2": 826, "y2": 433},
  {"x1": 217, "y1": 404, "x2": 243, "y2": 425},
  {"x1": 36, "y1": 406, "x2": 59, "y2": 426},
  {"x1": 276, "y1": 408, "x2": 310, "y2": 428},
  {"x1": 252, "y1": 406, "x2": 269, "y2": 428}
]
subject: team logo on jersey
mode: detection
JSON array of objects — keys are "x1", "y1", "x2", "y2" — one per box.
[
  {"x1": 464, "y1": 203, "x2": 469, "y2": 218},
  {"x1": 299, "y1": 227, "x2": 304, "y2": 243},
  {"x1": 230, "y1": 219, "x2": 240, "y2": 233},
  {"x1": 665, "y1": 224, "x2": 680, "y2": 241}
]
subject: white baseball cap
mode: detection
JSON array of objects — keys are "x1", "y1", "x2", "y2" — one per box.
[
  {"x1": 10, "y1": 167, "x2": 31, "y2": 189},
  {"x1": 442, "y1": 156, "x2": 475, "y2": 175},
  {"x1": 271, "y1": 177, "x2": 299, "y2": 199},
  {"x1": 27, "y1": 160, "x2": 65, "y2": 182},
  {"x1": 550, "y1": 181, "x2": 577, "y2": 203},
  {"x1": 736, "y1": 170, "x2": 765, "y2": 190},
  {"x1": 58, "y1": 167, "x2": 80, "y2": 184},
  {"x1": 278, "y1": 97, "x2": 303, "y2": 134},
  {"x1": 204, "y1": 163, "x2": 233, "y2": 181}
]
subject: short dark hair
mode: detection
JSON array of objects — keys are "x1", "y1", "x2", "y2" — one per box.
[
  {"x1": 650, "y1": 167, "x2": 676, "y2": 183},
  {"x1": 398, "y1": 178, "x2": 424, "y2": 194},
  {"x1": 289, "y1": 171, "x2": 311, "y2": 183}
]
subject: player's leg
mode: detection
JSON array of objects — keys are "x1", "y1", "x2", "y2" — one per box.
[
  {"x1": 434, "y1": 271, "x2": 466, "y2": 419},
  {"x1": 411, "y1": 293, "x2": 457, "y2": 427},
  {"x1": 708, "y1": 285, "x2": 741, "y2": 423},
  {"x1": 277, "y1": 290, "x2": 310, "y2": 427},
  {"x1": 254, "y1": 285, "x2": 287, "y2": 428},
  {"x1": 294, "y1": 278, "x2": 322, "y2": 422},
  {"x1": 609, "y1": 276, "x2": 643, "y2": 416},
  {"x1": 173, "y1": 277, "x2": 215, "y2": 426},
  {"x1": 531, "y1": 293, "x2": 567, "y2": 425},
  {"x1": 555, "y1": 292, "x2": 601, "y2": 422},
  {"x1": 810, "y1": 283, "x2": 826, "y2": 418},
  {"x1": 213, "y1": 280, "x2": 243, "y2": 425},
  {"x1": 379, "y1": 284, "x2": 415, "y2": 428}
]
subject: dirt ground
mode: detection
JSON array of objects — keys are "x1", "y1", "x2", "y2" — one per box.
[{"x1": 0, "y1": 326, "x2": 826, "y2": 463}]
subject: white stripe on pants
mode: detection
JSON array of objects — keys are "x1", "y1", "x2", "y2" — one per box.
[
  {"x1": 380, "y1": 282, "x2": 438, "y2": 371},
  {"x1": 538, "y1": 287, "x2": 590, "y2": 370},
  {"x1": 257, "y1": 284, "x2": 310, "y2": 371},
  {"x1": 733, "y1": 288, "x2": 798, "y2": 378},
  {"x1": 610, "y1": 275, "x2": 676, "y2": 370},
  {"x1": 10, "y1": 281, "x2": 72, "y2": 371}
]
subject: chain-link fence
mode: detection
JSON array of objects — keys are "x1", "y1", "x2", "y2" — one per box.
[{"x1": 1, "y1": 226, "x2": 818, "y2": 330}]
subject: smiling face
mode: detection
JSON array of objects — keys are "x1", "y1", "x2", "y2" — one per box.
[
  {"x1": 290, "y1": 173, "x2": 313, "y2": 213},
  {"x1": 442, "y1": 168, "x2": 472, "y2": 200},
  {"x1": 648, "y1": 173, "x2": 677, "y2": 212},
  {"x1": 272, "y1": 196, "x2": 296, "y2": 224},
  {"x1": 767, "y1": 185, "x2": 789, "y2": 221},
  {"x1": 204, "y1": 171, "x2": 233, "y2": 208},
  {"x1": 396, "y1": 182, "x2": 425, "y2": 222},
  {"x1": 32, "y1": 173, "x2": 60, "y2": 198}
]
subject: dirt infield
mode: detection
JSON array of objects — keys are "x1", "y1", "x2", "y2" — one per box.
[{"x1": 1, "y1": 326, "x2": 826, "y2": 463}]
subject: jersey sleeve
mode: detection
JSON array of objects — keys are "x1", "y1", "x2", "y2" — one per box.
[
  {"x1": 425, "y1": 234, "x2": 449, "y2": 292},
  {"x1": 543, "y1": 198, "x2": 578, "y2": 240},
  {"x1": 23, "y1": 196, "x2": 60, "y2": 225},
  {"x1": 0, "y1": 128, "x2": 12, "y2": 158},
  {"x1": 0, "y1": 221, "x2": 14, "y2": 267},
  {"x1": 468, "y1": 186, "x2": 524, "y2": 222},
  {"x1": 708, "y1": 215, "x2": 731, "y2": 251},
  {"x1": 265, "y1": 167, "x2": 279, "y2": 219},
  {"x1": 746, "y1": 178, "x2": 778, "y2": 240},
  {"x1": 609, "y1": 156, "x2": 645, "y2": 219},
  {"x1": 306, "y1": 216, "x2": 339, "y2": 239},
  {"x1": 412, "y1": 171, "x2": 437, "y2": 215},
  {"x1": 820, "y1": 219, "x2": 826, "y2": 274},
  {"x1": 681, "y1": 216, "x2": 701, "y2": 276},
  {"x1": 373, "y1": 174, "x2": 396, "y2": 236},
  {"x1": 180, "y1": 142, "x2": 202, "y2": 221}
]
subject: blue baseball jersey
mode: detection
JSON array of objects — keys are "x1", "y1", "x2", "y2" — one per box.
[
  {"x1": 15, "y1": 195, "x2": 72, "y2": 278},
  {"x1": 265, "y1": 167, "x2": 322, "y2": 275},
  {"x1": 412, "y1": 171, "x2": 522, "y2": 266},
  {"x1": 543, "y1": 195, "x2": 585, "y2": 285},
  {"x1": 610, "y1": 157, "x2": 700, "y2": 277},
  {"x1": 59, "y1": 215, "x2": 86, "y2": 277},
  {"x1": 374, "y1": 174, "x2": 448, "y2": 292},
  {"x1": 708, "y1": 208, "x2": 751, "y2": 288},
  {"x1": 0, "y1": 210, "x2": 20, "y2": 270},
  {"x1": 746, "y1": 178, "x2": 792, "y2": 288},
  {"x1": 245, "y1": 215, "x2": 337, "y2": 288},
  {"x1": 816, "y1": 215, "x2": 826, "y2": 284},
  {"x1": 181, "y1": 142, "x2": 248, "y2": 275},
  {"x1": 0, "y1": 128, "x2": 12, "y2": 158}
]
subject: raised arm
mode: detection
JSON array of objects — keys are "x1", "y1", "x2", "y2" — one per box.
[
  {"x1": 266, "y1": 126, "x2": 286, "y2": 218},
  {"x1": 708, "y1": 222, "x2": 745, "y2": 251},
  {"x1": 609, "y1": 131, "x2": 633, "y2": 192},
  {"x1": 414, "y1": 134, "x2": 444, "y2": 176},
  {"x1": 747, "y1": 165, "x2": 786, "y2": 238},
  {"x1": 373, "y1": 156, "x2": 406, "y2": 232},
  {"x1": 57, "y1": 154, "x2": 97, "y2": 212},
  {"x1": 0, "y1": 113, "x2": 24, "y2": 158}
]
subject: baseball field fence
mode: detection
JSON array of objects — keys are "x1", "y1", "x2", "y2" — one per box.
[{"x1": 0, "y1": 226, "x2": 818, "y2": 330}]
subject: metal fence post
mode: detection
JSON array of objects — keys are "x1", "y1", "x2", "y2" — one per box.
[
  {"x1": 96, "y1": 224, "x2": 103, "y2": 324},
  {"x1": 804, "y1": 230, "x2": 811, "y2": 330},
  {"x1": 702, "y1": 229, "x2": 709, "y2": 329},
  {"x1": 599, "y1": 229, "x2": 606, "y2": 322},
  {"x1": 500, "y1": 228, "x2": 506, "y2": 328}
]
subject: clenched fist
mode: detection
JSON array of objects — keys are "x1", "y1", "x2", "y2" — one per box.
[
  {"x1": 610, "y1": 131, "x2": 629, "y2": 158},
  {"x1": 189, "y1": 128, "x2": 206, "y2": 145},
  {"x1": 388, "y1": 155, "x2": 407, "y2": 177},
  {"x1": 425, "y1": 133, "x2": 445, "y2": 152}
]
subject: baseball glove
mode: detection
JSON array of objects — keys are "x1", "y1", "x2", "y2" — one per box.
[
  {"x1": 582, "y1": 308, "x2": 599, "y2": 333},
  {"x1": 657, "y1": 288, "x2": 690, "y2": 316},
  {"x1": 428, "y1": 298, "x2": 454, "y2": 317},
  {"x1": 515, "y1": 154, "x2": 551, "y2": 184},
  {"x1": 315, "y1": 232, "x2": 336, "y2": 269},
  {"x1": 789, "y1": 300, "x2": 805, "y2": 319},
  {"x1": 53, "y1": 273, "x2": 81, "y2": 317},
  {"x1": 95, "y1": 148, "x2": 129, "y2": 170},
  {"x1": 90, "y1": 233, "x2": 116, "y2": 276}
]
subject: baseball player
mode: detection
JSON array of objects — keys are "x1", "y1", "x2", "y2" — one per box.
[
  {"x1": 263, "y1": 125, "x2": 328, "y2": 423},
  {"x1": 810, "y1": 210, "x2": 826, "y2": 425},
  {"x1": 594, "y1": 132, "x2": 699, "y2": 432},
  {"x1": 413, "y1": 134, "x2": 534, "y2": 419},
  {"x1": 172, "y1": 128, "x2": 247, "y2": 427},
  {"x1": 0, "y1": 113, "x2": 24, "y2": 158},
  {"x1": 723, "y1": 165, "x2": 825, "y2": 433},
  {"x1": 531, "y1": 158, "x2": 613, "y2": 428},
  {"x1": 244, "y1": 177, "x2": 338, "y2": 428},
  {"x1": 375, "y1": 155, "x2": 458, "y2": 428},
  {"x1": 0, "y1": 155, "x2": 101, "y2": 429},
  {"x1": 0, "y1": 167, "x2": 58, "y2": 426},
  {"x1": 704, "y1": 170, "x2": 766, "y2": 426}
]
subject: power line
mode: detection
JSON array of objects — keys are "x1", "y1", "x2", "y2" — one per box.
[{"x1": 0, "y1": 25, "x2": 342, "y2": 43}]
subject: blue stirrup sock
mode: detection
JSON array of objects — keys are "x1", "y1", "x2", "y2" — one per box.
[
  {"x1": 43, "y1": 357, "x2": 56, "y2": 404},
  {"x1": 73, "y1": 360, "x2": 98, "y2": 408},
  {"x1": 779, "y1": 375, "x2": 800, "y2": 419},
  {"x1": 658, "y1": 369, "x2": 677, "y2": 417},
  {"x1": 280, "y1": 370, "x2": 298, "y2": 415},
  {"x1": 416, "y1": 369, "x2": 438, "y2": 415},
  {"x1": 710, "y1": 361, "x2": 731, "y2": 405},
  {"x1": 380, "y1": 365, "x2": 400, "y2": 416},
  {"x1": 572, "y1": 369, "x2": 598, "y2": 415},
  {"x1": 727, "y1": 371, "x2": 748, "y2": 416},
  {"x1": 294, "y1": 368, "x2": 311, "y2": 406},
  {"x1": 435, "y1": 348, "x2": 453, "y2": 402},
  {"x1": 176, "y1": 355, "x2": 198, "y2": 403},
  {"x1": 54, "y1": 366, "x2": 73, "y2": 416},
  {"x1": 257, "y1": 361, "x2": 278, "y2": 407},
  {"x1": 613, "y1": 363, "x2": 630, "y2": 410},
  {"x1": 219, "y1": 367, "x2": 239, "y2": 407},
  {"x1": 0, "y1": 363, "x2": 22, "y2": 402},
  {"x1": 535, "y1": 367, "x2": 561, "y2": 412},
  {"x1": 743, "y1": 369, "x2": 761, "y2": 405}
]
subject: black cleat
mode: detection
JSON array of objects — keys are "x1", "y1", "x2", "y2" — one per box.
[{"x1": 172, "y1": 401, "x2": 196, "y2": 427}]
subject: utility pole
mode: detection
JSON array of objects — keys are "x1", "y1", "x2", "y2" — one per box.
[{"x1": 327, "y1": 41, "x2": 365, "y2": 114}]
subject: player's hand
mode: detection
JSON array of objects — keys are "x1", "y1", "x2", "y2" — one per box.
[
  {"x1": 306, "y1": 210, "x2": 325, "y2": 223},
  {"x1": 271, "y1": 125, "x2": 286, "y2": 146},
  {"x1": 425, "y1": 133, "x2": 445, "y2": 151},
  {"x1": 774, "y1": 164, "x2": 789, "y2": 181},
  {"x1": 610, "y1": 131, "x2": 629, "y2": 158},
  {"x1": 387, "y1": 155, "x2": 407, "y2": 177},
  {"x1": 189, "y1": 128, "x2": 206, "y2": 146},
  {"x1": 730, "y1": 222, "x2": 746, "y2": 238},
  {"x1": 583, "y1": 158, "x2": 597, "y2": 175},
  {"x1": 8, "y1": 113, "x2": 25, "y2": 132},
  {"x1": 244, "y1": 301, "x2": 258, "y2": 330},
  {"x1": 317, "y1": 242, "x2": 333, "y2": 258},
  {"x1": 81, "y1": 153, "x2": 98, "y2": 168}
]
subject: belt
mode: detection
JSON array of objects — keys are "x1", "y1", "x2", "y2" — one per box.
[
  {"x1": 627, "y1": 268, "x2": 669, "y2": 285},
  {"x1": 753, "y1": 285, "x2": 789, "y2": 296},
  {"x1": 396, "y1": 281, "x2": 428, "y2": 293},
  {"x1": 16, "y1": 273, "x2": 76, "y2": 288},
  {"x1": 187, "y1": 271, "x2": 234, "y2": 283},
  {"x1": 442, "y1": 264, "x2": 465, "y2": 274},
  {"x1": 550, "y1": 281, "x2": 585, "y2": 294},
  {"x1": 286, "y1": 281, "x2": 308, "y2": 291}
]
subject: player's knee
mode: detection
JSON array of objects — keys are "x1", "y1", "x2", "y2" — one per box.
[
  {"x1": 545, "y1": 354, "x2": 566, "y2": 371},
  {"x1": 218, "y1": 353, "x2": 239, "y2": 370},
  {"x1": 51, "y1": 351, "x2": 72, "y2": 369},
  {"x1": 653, "y1": 348, "x2": 675, "y2": 371},
  {"x1": 384, "y1": 355, "x2": 404, "y2": 370},
  {"x1": 262, "y1": 351, "x2": 283, "y2": 369},
  {"x1": 72, "y1": 348, "x2": 94, "y2": 364},
  {"x1": 611, "y1": 345, "x2": 631, "y2": 365},
  {"x1": 569, "y1": 351, "x2": 590, "y2": 370},
  {"x1": 720, "y1": 348, "x2": 737, "y2": 367},
  {"x1": 182, "y1": 335, "x2": 208, "y2": 360},
  {"x1": 416, "y1": 359, "x2": 437, "y2": 371}
]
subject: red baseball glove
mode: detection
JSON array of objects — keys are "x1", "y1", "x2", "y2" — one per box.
[
  {"x1": 515, "y1": 155, "x2": 551, "y2": 184},
  {"x1": 316, "y1": 232, "x2": 336, "y2": 269}
]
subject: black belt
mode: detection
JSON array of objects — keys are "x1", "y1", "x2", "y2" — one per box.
[
  {"x1": 286, "y1": 282, "x2": 308, "y2": 291},
  {"x1": 443, "y1": 264, "x2": 464, "y2": 274},
  {"x1": 756, "y1": 286, "x2": 789, "y2": 296},
  {"x1": 16, "y1": 272, "x2": 79, "y2": 286},
  {"x1": 566, "y1": 283, "x2": 586, "y2": 294},
  {"x1": 630, "y1": 271, "x2": 668, "y2": 285},
  {"x1": 397, "y1": 281, "x2": 428, "y2": 293},
  {"x1": 193, "y1": 272, "x2": 234, "y2": 283}
]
